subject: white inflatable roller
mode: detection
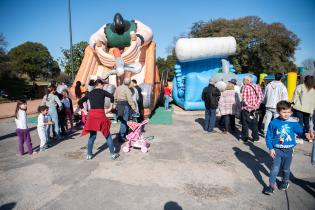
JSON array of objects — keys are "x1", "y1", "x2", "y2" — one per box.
[{"x1": 175, "y1": 37, "x2": 237, "y2": 62}]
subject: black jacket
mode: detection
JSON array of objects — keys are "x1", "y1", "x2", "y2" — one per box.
[{"x1": 201, "y1": 84, "x2": 221, "y2": 109}]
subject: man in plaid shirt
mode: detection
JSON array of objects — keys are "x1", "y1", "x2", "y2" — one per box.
[{"x1": 241, "y1": 76, "x2": 264, "y2": 142}]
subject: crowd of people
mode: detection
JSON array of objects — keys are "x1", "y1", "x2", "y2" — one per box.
[
  {"x1": 201, "y1": 73, "x2": 315, "y2": 195},
  {"x1": 14, "y1": 78, "x2": 144, "y2": 160},
  {"x1": 13, "y1": 73, "x2": 315, "y2": 196}
]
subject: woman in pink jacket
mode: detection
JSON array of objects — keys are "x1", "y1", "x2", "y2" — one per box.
[{"x1": 218, "y1": 82, "x2": 241, "y2": 134}]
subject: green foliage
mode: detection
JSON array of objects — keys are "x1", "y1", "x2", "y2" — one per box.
[
  {"x1": 7, "y1": 41, "x2": 59, "y2": 81},
  {"x1": 156, "y1": 53, "x2": 176, "y2": 81},
  {"x1": 0, "y1": 33, "x2": 6, "y2": 61},
  {"x1": 60, "y1": 41, "x2": 88, "y2": 75},
  {"x1": 190, "y1": 16, "x2": 300, "y2": 74}
]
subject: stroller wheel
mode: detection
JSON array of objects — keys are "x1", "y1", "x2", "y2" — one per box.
[
  {"x1": 123, "y1": 146, "x2": 130, "y2": 153},
  {"x1": 141, "y1": 147, "x2": 148, "y2": 153}
]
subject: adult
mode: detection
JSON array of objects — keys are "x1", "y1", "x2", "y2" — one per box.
[
  {"x1": 218, "y1": 83, "x2": 240, "y2": 134},
  {"x1": 131, "y1": 79, "x2": 144, "y2": 122},
  {"x1": 292, "y1": 75, "x2": 315, "y2": 133},
  {"x1": 75, "y1": 81, "x2": 82, "y2": 100},
  {"x1": 57, "y1": 82, "x2": 68, "y2": 94},
  {"x1": 42, "y1": 85, "x2": 62, "y2": 141},
  {"x1": 78, "y1": 79, "x2": 119, "y2": 160},
  {"x1": 240, "y1": 76, "x2": 264, "y2": 142},
  {"x1": 129, "y1": 83, "x2": 139, "y2": 120},
  {"x1": 164, "y1": 83, "x2": 172, "y2": 111},
  {"x1": 263, "y1": 73, "x2": 288, "y2": 134},
  {"x1": 114, "y1": 78, "x2": 136, "y2": 142},
  {"x1": 201, "y1": 78, "x2": 221, "y2": 133},
  {"x1": 229, "y1": 79, "x2": 241, "y2": 102}
]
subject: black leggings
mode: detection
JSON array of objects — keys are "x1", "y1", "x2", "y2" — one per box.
[{"x1": 293, "y1": 109, "x2": 310, "y2": 132}]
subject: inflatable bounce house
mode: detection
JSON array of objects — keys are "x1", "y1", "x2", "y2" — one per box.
[
  {"x1": 172, "y1": 37, "x2": 257, "y2": 110},
  {"x1": 71, "y1": 13, "x2": 160, "y2": 117}
]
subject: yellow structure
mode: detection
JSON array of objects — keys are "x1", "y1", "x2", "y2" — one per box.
[
  {"x1": 259, "y1": 73, "x2": 268, "y2": 85},
  {"x1": 287, "y1": 72, "x2": 297, "y2": 101}
]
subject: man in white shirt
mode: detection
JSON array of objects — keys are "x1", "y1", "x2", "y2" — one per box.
[{"x1": 263, "y1": 73, "x2": 288, "y2": 134}]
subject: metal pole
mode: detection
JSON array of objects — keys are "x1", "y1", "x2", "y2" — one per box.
[{"x1": 68, "y1": 0, "x2": 74, "y2": 81}]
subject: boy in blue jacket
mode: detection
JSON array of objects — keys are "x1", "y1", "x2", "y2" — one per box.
[{"x1": 264, "y1": 100, "x2": 313, "y2": 195}]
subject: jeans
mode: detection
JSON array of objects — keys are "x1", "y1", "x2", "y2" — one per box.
[
  {"x1": 118, "y1": 105, "x2": 130, "y2": 140},
  {"x1": 241, "y1": 109, "x2": 259, "y2": 140},
  {"x1": 47, "y1": 106, "x2": 60, "y2": 140},
  {"x1": 204, "y1": 108, "x2": 216, "y2": 132},
  {"x1": 87, "y1": 131, "x2": 115, "y2": 156},
  {"x1": 264, "y1": 108, "x2": 279, "y2": 134},
  {"x1": 269, "y1": 148, "x2": 293, "y2": 186},
  {"x1": 164, "y1": 95, "x2": 170, "y2": 110},
  {"x1": 293, "y1": 109, "x2": 310, "y2": 132},
  {"x1": 222, "y1": 114, "x2": 236, "y2": 131}
]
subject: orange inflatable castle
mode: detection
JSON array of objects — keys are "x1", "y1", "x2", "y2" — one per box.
[{"x1": 70, "y1": 14, "x2": 160, "y2": 118}]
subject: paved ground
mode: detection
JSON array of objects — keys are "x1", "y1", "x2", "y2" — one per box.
[{"x1": 0, "y1": 109, "x2": 314, "y2": 210}]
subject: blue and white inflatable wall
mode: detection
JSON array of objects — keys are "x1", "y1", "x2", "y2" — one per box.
[{"x1": 172, "y1": 37, "x2": 257, "y2": 110}]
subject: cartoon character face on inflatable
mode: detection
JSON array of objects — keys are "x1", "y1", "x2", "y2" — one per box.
[{"x1": 89, "y1": 13, "x2": 153, "y2": 82}]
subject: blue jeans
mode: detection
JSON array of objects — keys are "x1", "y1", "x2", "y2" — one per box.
[
  {"x1": 118, "y1": 105, "x2": 130, "y2": 140},
  {"x1": 87, "y1": 131, "x2": 115, "y2": 156},
  {"x1": 204, "y1": 108, "x2": 216, "y2": 132},
  {"x1": 269, "y1": 148, "x2": 293, "y2": 186},
  {"x1": 47, "y1": 106, "x2": 60, "y2": 140},
  {"x1": 164, "y1": 95, "x2": 170, "y2": 110}
]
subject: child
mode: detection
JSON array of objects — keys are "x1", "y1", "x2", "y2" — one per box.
[
  {"x1": 61, "y1": 90, "x2": 74, "y2": 133},
  {"x1": 14, "y1": 100, "x2": 35, "y2": 155},
  {"x1": 37, "y1": 105, "x2": 54, "y2": 152},
  {"x1": 264, "y1": 100, "x2": 313, "y2": 195}
]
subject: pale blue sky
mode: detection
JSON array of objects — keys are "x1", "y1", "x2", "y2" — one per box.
[{"x1": 0, "y1": 0, "x2": 314, "y2": 66}]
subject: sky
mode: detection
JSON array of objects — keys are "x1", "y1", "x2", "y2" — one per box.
[{"x1": 0, "y1": 0, "x2": 314, "y2": 67}]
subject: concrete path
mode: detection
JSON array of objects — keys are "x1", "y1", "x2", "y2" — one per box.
[{"x1": 0, "y1": 110, "x2": 314, "y2": 210}]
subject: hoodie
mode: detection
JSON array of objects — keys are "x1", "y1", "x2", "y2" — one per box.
[
  {"x1": 292, "y1": 84, "x2": 315, "y2": 114},
  {"x1": 265, "y1": 117, "x2": 304, "y2": 150},
  {"x1": 264, "y1": 81, "x2": 288, "y2": 109}
]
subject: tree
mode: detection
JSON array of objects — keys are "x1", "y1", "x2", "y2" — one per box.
[
  {"x1": 7, "y1": 42, "x2": 58, "y2": 81},
  {"x1": 0, "y1": 33, "x2": 10, "y2": 78},
  {"x1": 0, "y1": 33, "x2": 6, "y2": 61},
  {"x1": 302, "y1": 58, "x2": 315, "y2": 71},
  {"x1": 60, "y1": 41, "x2": 88, "y2": 75},
  {"x1": 189, "y1": 16, "x2": 300, "y2": 74},
  {"x1": 156, "y1": 51, "x2": 177, "y2": 81}
]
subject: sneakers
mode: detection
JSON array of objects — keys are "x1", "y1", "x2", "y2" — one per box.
[
  {"x1": 86, "y1": 155, "x2": 93, "y2": 160},
  {"x1": 208, "y1": 130, "x2": 218, "y2": 134},
  {"x1": 253, "y1": 138, "x2": 261, "y2": 143},
  {"x1": 278, "y1": 181, "x2": 290, "y2": 191},
  {"x1": 264, "y1": 186, "x2": 275, "y2": 195},
  {"x1": 40, "y1": 147, "x2": 47, "y2": 152},
  {"x1": 240, "y1": 138, "x2": 249, "y2": 143},
  {"x1": 111, "y1": 153, "x2": 120, "y2": 160},
  {"x1": 264, "y1": 182, "x2": 289, "y2": 195}
]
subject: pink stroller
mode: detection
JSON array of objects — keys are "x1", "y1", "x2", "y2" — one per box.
[{"x1": 123, "y1": 119, "x2": 150, "y2": 153}]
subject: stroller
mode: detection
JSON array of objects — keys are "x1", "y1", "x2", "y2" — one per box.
[{"x1": 123, "y1": 119, "x2": 150, "y2": 153}]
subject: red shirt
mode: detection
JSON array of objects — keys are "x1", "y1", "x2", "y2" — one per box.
[
  {"x1": 81, "y1": 109, "x2": 111, "y2": 138},
  {"x1": 164, "y1": 87, "x2": 171, "y2": 97}
]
